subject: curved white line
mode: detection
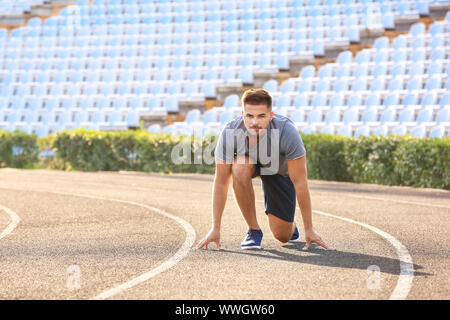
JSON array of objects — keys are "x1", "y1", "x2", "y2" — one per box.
[
  {"x1": 256, "y1": 200, "x2": 414, "y2": 300},
  {"x1": 47, "y1": 191, "x2": 197, "y2": 300},
  {"x1": 0, "y1": 187, "x2": 196, "y2": 300},
  {"x1": 312, "y1": 210, "x2": 414, "y2": 300},
  {"x1": 0, "y1": 204, "x2": 20, "y2": 241},
  {"x1": 0, "y1": 184, "x2": 414, "y2": 299}
]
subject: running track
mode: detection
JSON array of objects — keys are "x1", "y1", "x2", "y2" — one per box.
[{"x1": 0, "y1": 169, "x2": 448, "y2": 299}]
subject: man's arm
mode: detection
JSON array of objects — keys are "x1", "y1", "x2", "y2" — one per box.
[
  {"x1": 196, "y1": 158, "x2": 232, "y2": 249},
  {"x1": 287, "y1": 155, "x2": 333, "y2": 250}
]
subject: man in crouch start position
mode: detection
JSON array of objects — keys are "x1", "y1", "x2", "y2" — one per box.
[{"x1": 197, "y1": 88, "x2": 332, "y2": 251}]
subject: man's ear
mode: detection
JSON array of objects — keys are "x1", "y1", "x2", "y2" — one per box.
[{"x1": 270, "y1": 111, "x2": 274, "y2": 120}]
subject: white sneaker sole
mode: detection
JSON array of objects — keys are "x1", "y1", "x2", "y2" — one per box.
[{"x1": 241, "y1": 245, "x2": 262, "y2": 250}]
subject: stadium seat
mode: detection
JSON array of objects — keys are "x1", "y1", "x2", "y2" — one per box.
[
  {"x1": 429, "y1": 126, "x2": 445, "y2": 138},
  {"x1": 410, "y1": 126, "x2": 426, "y2": 138},
  {"x1": 373, "y1": 125, "x2": 389, "y2": 136},
  {"x1": 435, "y1": 108, "x2": 449, "y2": 124},
  {"x1": 354, "y1": 126, "x2": 371, "y2": 138},
  {"x1": 392, "y1": 125, "x2": 407, "y2": 136},
  {"x1": 337, "y1": 125, "x2": 352, "y2": 137}
]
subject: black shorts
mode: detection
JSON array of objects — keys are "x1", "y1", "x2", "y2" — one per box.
[{"x1": 252, "y1": 163, "x2": 297, "y2": 223}]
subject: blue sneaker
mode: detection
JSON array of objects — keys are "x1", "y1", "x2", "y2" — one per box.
[
  {"x1": 289, "y1": 226, "x2": 301, "y2": 243},
  {"x1": 241, "y1": 229, "x2": 263, "y2": 250}
]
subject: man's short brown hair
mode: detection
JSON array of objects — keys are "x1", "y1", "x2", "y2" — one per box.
[{"x1": 241, "y1": 88, "x2": 272, "y2": 110}]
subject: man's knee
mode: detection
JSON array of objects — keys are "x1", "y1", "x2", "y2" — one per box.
[
  {"x1": 231, "y1": 157, "x2": 255, "y2": 184},
  {"x1": 268, "y1": 213, "x2": 293, "y2": 243},
  {"x1": 272, "y1": 231, "x2": 291, "y2": 243}
]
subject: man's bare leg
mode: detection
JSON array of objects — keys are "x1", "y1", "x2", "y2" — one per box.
[
  {"x1": 268, "y1": 213, "x2": 296, "y2": 243},
  {"x1": 231, "y1": 156, "x2": 260, "y2": 230}
]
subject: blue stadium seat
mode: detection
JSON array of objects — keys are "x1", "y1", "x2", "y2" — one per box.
[
  {"x1": 185, "y1": 109, "x2": 201, "y2": 124},
  {"x1": 427, "y1": 62, "x2": 444, "y2": 76},
  {"x1": 388, "y1": 78, "x2": 403, "y2": 92},
  {"x1": 219, "y1": 111, "x2": 235, "y2": 124},
  {"x1": 369, "y1": 78, "x2": 385, "y2": 92},
  {"x1": 130, "y1": 97, "x2": 145, "y2": 110},
  {"x1": 421, "y1": 92, "x2": 438, "y2": 107},
  {"x1": 202, "y1": 109, "x2": 218, "y2": 124},
  {"x1": 352, "y1": 78, "x2": 367, "y2": 92},
  {"x1": 374, "y1": 37, "x2": 390, "y2": 50},
  {"x1": 112, "y1": 97, "x2": 127, "y2": 110},
  {"x1": 146, "y1": 97, "x2": 161, "y2": 110},
  {"x1": 392, "y1": 125, "x2": 407, "y2": 136},
  {"x1": 408, "y1": 63, "x2": 425, "y2": 77},
  {"x1": 435, "y1": 108, "x2": 449, "y2": 124},
  {"x1": 354, "y1": 125, "x2": 371, "y2": 138},
  {"x1": 440, "y1": 94, "x2": 450, "y2": 107},
  {"x1": 263, "y1": 79, "x2": 278, "y2": 92},
  {"x1": 311, "y1": 94, "x2": 327, "y2": 108},
  {"x1": 373, "y1": 125, "x2": 389, "y2": 136},
  {"x1": 125, "y1": 110, "x2": 140, "y2": 127},
  {"x1": 300, "y1": 65, "x2": 315, "y2": 79},
  {"x1": 163, "y1": 96, "x2": 178, "y2": 112},
  {"x1": 402, "y1": 93, "x2": 419, "y2": 107},
  {"x1": 398, "y1": 109, "x2": 415, "y2": 123},
  {"x1": 324, "y1": 109, "x2": 341, "y2": 124},
  {"x1": 321, "y1": 124, "x2": 335, "y2": 135},
  {"x1": 275, "y1": 96, "x2": 291, "y2": 108},
  {"x1": 290, "y1": 110, "x2": 305, "y2": 123},
  {"x1": 410, "y1": 126, "x2": 426, "y2": 138},
  {"x1": 346, "y1": 94, "x2": 362, "y2": 108},
  {"x1": 416, "y1": 108, "x2": 433, "y2": 124},
  {"x1": 342, "y1": 107, "x2": 359, "y2": 124},
  {"x1": 425, "y1": 76, "x2": 442, "y2": 91},
  {"x1": 337, "y1": 51, "x2": 353, "y2": 64},
  {"x1": 383, "y1": 93, "x2": 400, "y2": 108},
  {"x1": 293, "y1": 94, "x2": 309, "y2": 108},
  {"x1": 361, "y1": 108, "x2": 378, "y2": 123},
  {"x1": 410, "y1": 23, "x2": 426, "y2": 37},
  {"x1": 315, "y1": 79, "x2": 330, "y2": 93},
  {"x1": 337, "y1": 125, "x2": 352, "y2": 137},
  {"x1": 297, "y1": 79, "x2": 313, "y2": 93},
  {"x1": 429, "y1": 126, "x2": 445, "y2": 138},
  {"x1": 406, "y1": 77, "x2": 422, "y2": 91}
]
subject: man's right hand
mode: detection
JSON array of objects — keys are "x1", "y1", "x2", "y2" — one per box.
[{"x1": 196, "y1": 228, "x2": 221, "y2": 250}]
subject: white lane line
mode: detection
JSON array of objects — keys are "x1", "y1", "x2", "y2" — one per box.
[
  {"x1": 256, "y1": 200, "x2": 414, "y2": 300},
  {"x1": 0, "y1": 187, "x2": 196, "y2": 300},
  {"x1": 346, "y1": 194, "x2": 450, "y2": 210},
  {"x1": 0, "y1": 204, "x2": 20, "y2": 241},
  {"x1": 50, "y1": 191, "x2": 197, "y2": 300},
  {"x1": 313, "y1": 210, "x2": 414, "y2": 300},
  {"x1": 0, "y1": 183, "x2": 415, "y2": 299}
]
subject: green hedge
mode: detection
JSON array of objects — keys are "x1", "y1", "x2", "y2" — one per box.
[
  {"x1": 0, "y1": 129, "x2": 448, "y2": 190},
  {"x1": 301, "y1": 133, "x2": 353, "y2": 182},
  {"x1": 0, "y1": 130, "x2": 40, "y2": 169},
  {"x1": 51, "y1": 128, "x2": 217, "y2": 174}
]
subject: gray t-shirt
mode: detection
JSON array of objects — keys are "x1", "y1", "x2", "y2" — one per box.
[{"x1": 214, "y1": 114, "x2": 306, "y2": 177}]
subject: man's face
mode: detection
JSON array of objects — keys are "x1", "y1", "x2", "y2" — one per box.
[{"x1": 242, "y1": 103, "x2": 274, "y2": 136}]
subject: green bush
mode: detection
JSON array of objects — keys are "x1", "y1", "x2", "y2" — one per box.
[
  {"x1": 393, "y1": 136, "x2": 449, "y2": 189},
  {"x1": 0, "y1": 128, "x2": 448, "y2": 190},
  {"x1": 51, "y1": 128, "x2": 218, "y2": 174},
  {"x1": 344, "y1": 135, "x2": 404, "y2": 185},
  {"x1": 302, "y1": 133, "x2": 353, "y2": 182},
  {"x1": 0, "y1": 129, "x2": 40, "y2": 169}
]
